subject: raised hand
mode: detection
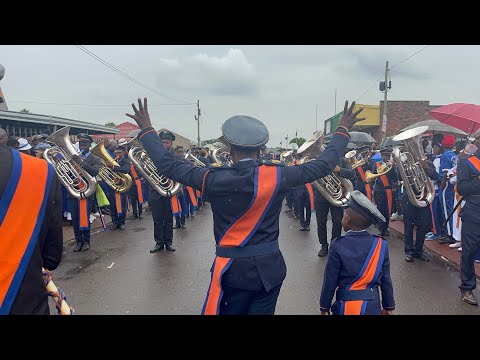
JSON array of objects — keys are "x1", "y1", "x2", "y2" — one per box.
[
  {"x1": 337, "y1": 100, "x2": 366, "y2": 131},
  {"x1": 126, "y1": 97, "x2": 152, "y2": 129}
]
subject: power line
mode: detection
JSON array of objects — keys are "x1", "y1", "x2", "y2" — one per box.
[
  {"x1": 74, "y1": 45, "x2": 196, "y2": 105},
  {"x1": 355, "y1": 74, "x2": 384, "y2": 102},
  {"x1": 8, "y1": 100, "x2": 195, "y2": 107},
  {"x1": 390, "y1": 45, "x2": 430, "y2": 70},
  {"x1": 390, "y1": 69, "x2": 480, "y2": 88}
]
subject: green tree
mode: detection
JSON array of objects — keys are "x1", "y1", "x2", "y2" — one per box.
[
  {"x1": 289, "y1": 137, "x2": 306, "y2": 147},
  {"x1": 20, "y1": 108, "x2": 30, "y2": 113},
  {"x1": 201, "y1": 138, "x2": 219, "y2": 146},
  {"x1": 104, "y1": 122, "x2": 116, "y2": 128}
]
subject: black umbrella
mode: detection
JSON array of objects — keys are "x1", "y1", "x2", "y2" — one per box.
[{"x1": 348, "y1": 132, "x2": 376, "y2": 144}]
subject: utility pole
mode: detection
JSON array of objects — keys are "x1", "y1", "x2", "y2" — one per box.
[
  {"x1": 194, "y1": 99, "x2": 201, "y2": 147},
  {"x1": 382, "y1": 61, "x2": 389, "y2": 141}
]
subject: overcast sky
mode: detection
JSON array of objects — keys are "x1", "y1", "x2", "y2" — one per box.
[{"x1": 1, "y1": 45, "x2": 479, "y2": 147}]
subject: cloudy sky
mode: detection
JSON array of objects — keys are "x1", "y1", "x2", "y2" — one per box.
[{"x1": 1, "y1": 45, "x2": 479, "y2": 147}]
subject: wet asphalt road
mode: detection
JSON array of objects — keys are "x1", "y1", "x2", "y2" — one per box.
[{"x1": 52, "y1": 203, "x2": 480, "y2": 315}]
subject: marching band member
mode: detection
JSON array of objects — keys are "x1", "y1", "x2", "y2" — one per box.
[
  {"x1": 353, "y1": 145, "x2": 373, "y2": 201},
  {"x1": 127, "y1": 97, "x2": 364, "y2": 315},
  {"x1": 123, "y1": 139, "x2": 144, "y2": 220},
  {"x1": 371, "y1": 147, "x2": 398, "y2": 237},
  {"x1": 0, "y1": 129, "x2": 63, "y2": 314},
  {"x1": 457, "y1": 135, "x2": 480, "y2": 305},
  {"x1": 320, "y1": 190, "x2": 395, "y2": 315},
  {"x1": 68, "y1": 134, "x2": 102, "y2": 251},
  {"x1": 315, "y1": 151, "x2": 355, "y2": 257},
  {"x1": 106, "y1": 145, "x2": 131, "y2": 230},
  {"x1": 425, "y1": 143, "x2": 445, "y2": 240}
]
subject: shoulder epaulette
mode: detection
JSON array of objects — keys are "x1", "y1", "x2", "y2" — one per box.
[
  {"x1": 260, "y1": 159, "x2": 285, "y2": 167},
  {"x1": 208, "y1": 162, "x2": 232, "y2": 169}
]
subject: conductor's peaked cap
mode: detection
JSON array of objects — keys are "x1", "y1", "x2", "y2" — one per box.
[{"x1": 221, "y1": 115, "x2": 269, "y2": 149}]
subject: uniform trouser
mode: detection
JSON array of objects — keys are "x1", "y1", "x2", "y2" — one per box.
[
  {"x1": 286, "y1": 189, "x2": 293, "y2": 210},
  {"x1": 460, "y1": 220, "x2": 480, "y2": 291},
  {"x1": 315, "y1": 201, "x2": 342, "y2": 246},
  {"x1": 150, "y1": 196, "x2": 173, "y2": 245},
  {"x1": 184, "y1": 188, "x2": 197, "y2": 215},
  {"x1": 440, "y1": 186, "x2": 455, "y2": 236},
  {"x1": 292, "y1": 188, "x2": 302, "y2": 218},
  {"x1": 219, "y1": 283, "x2": 282, "y2": 315},
  {"x1": 431, "y1": 191, "x2": 445, "y2": 236},
  {"x1": 374, "y1": 189, "x2": 393, "y2": 233},
  {"x1": 402, "y1": 196, "x2": 432, "y2": 256},
  {"x1": 175, "y1": 192, "x2": 188, "y2": 225},
  {"x1": 129, "y1": 185, "x2": 143, "y2": 217},
  {"x1": 68, "y1": 197, "x2": 92, "y2": 244},
  {"x1": 297, "y1": 188, "x2": 311, "y2": 227},
  {"x1": 108, "y1": 189, "x2": 127, "y2": 225}
]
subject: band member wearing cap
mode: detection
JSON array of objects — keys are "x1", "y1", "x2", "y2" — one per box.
[
  {"x1": 106, "y1": 145, "x2": 131, "y2": 230},
  {"x1": 371, "y1": 147, "x2": 398, "y2": 237},
  {"x1": 353, "y1": 145, "x2": 373, "y2": 201},
  {"x1": 68, "y1": 133, "x2": 102, "y2": 251},
  {"x1": 403, "y1": 157, "x2": 439, "y2": 263},
  {"x1": 438, "y1": 135, "x2": 458, "y2": 243},
  {"x1": 319, "y1": 190, "x2": 395, "y2": 315},
  {"x1": 173, "y1": 146, "x2": 188, "y2": 229},
  {"x1": 33, "y1": 142, "x2": 51, "y2": 158},
  {"x1": 457, "y1": 134, "x2": 480, "y2": 305},
  {"x1": 31, "y1": 134, "x2": 45, "y2": 147},
  {"x1": 127, "y1": 97, "x2": 364, "y2": 315},
  {"x1": 121, "y1": 139, "x2": 144, "y2": 220},
  {"x1": 315, "y1": 151, "x2": 355, "y2": 257},
  {"x1": 0, "y1": 133, "x2": 63, "y2": 314},
  {"x1": 148, "y1": 130, "x2": 177, "y2": 252}
]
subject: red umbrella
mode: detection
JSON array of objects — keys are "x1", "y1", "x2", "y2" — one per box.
[{"x1": 430, "y1": 103, "x2": 480, "y2": 135}]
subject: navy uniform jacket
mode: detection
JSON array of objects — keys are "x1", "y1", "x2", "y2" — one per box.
[
  {"x1": 66, "y1": 152, "x2": 102, "y2": 200},
  {"x1": 457, "y1": 152, "x2": 480, "y2": 223},
  {"x1": 320, "y1": 230, "x2": 395, "y2": 315},
  {"x1": 372, "y1": 162, "x2": 398, "y2": 192},
  {"x1": 315, "y1": 157, "x2": 355, "y2": 203},
  {"x1": 353, "y1": 162, "x2": 372, "y2": 191},
  {"x1": 138, "y1": 126, "x2": 350, "y2": 291}
]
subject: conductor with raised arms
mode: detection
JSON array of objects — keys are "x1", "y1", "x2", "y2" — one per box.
[{"x1": 127, "y1": 98, "x2": 364, "y2": 315}]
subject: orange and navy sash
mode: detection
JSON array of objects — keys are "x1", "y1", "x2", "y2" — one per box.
[
  {"x1": 170, "y1": 194, "x2": 182, "y2": 216},
  {"x1": 130, "y1": 165, "x2": 144, "y2": 204},
  {"x1": 0, "y1": 151, "x2": 54, "y2": 314},
  {"x1": 356, "y1": 166, "x2": 372, "y2": 201},
  {"x1": 305, "y1": 183, "x2": 315, "y2": 213},
  {"x1": 186, "y1": 186, "x2": 198, "y2": 208},
  {"x1": 78, "y1": 198, "x2": 90, "y2": 230},
  {"x1": 196, "y1": 189, "x2": 201, "y2": 198},
  {"x1": 201, "y1": 165, "x2": 281, "y2": 315},
  {"x1": 377, "y1": 162, "x2": 393, "y2": 218},
  {"x1": 115, "y1": 192, "x2": 126, "y2": 215},
  {"x1": 339, "y1": 237, "x2": 386, "y2": 315},
  {"x1": 465, "y1": 155, "x2": 480, "y2": 176}
]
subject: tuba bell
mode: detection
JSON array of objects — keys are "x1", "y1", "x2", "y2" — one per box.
[
  {"x1": 365, "y1": 161, "x2": 394, "y2": 183},
  {"x1": 392, "y1": 125, "x2": 435, "y2": 207},
  {"x1": 43, "y1": 126, "x2": 97, "y2": 199},
  {"x1": 90, "y1": 142, "x2": 132, "y2": 193},
  {"x1": 212, "y1": 142, "x2": 233, "y2": 165},
  {"x1": 297, "y1": 131, "x2": 354, "y2": 207},
  {"x1": 185, "y1": 150, "x2": 206, "y2": 167},
  {"x1": 128, "y1": 141, "x2": 182, "y2": 197}
]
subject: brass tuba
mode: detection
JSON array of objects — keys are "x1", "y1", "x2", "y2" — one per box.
[
  {"x1": 280, "y1": 150, "x2": 294, "y2": 164},
  {"x1": 365, "y1": 161, "x2": 394, "y2": 183},
  {"x1": 90, "y1": 142, "x2": 132, "y2": 193},
  {"x1": 392, "y1": 125, "x2": 435, "y2": 207},
  {"x1": 43, "y1": 126, "x2": 97, "y2": 199},
  {"x1": 212, "y1": 142, "x2": 233, "y2": 165},
  {"x1": 128, "y1": 142, "x2": 182, "y2": 197},
  {"x1": 297, "y1": 131, "x2": 354, "y2": 207},
  {"x1": 185, "y1": 150, "x2": 206, "y2": 167}
]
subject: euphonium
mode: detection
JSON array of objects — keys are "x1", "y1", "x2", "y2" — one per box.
[
  {"x1": 185, "y1": 150, "x2": 206, "y2": 167},
  {"x1": 392, "y1": 125, "x2": 435, "y2": 207},
  {"x1": 212, "y1": 142, "x2": 233, "y2": 165},
  {"x1": 128, "y1": 142, "x2": 182, "y2": 197},
  {"x1": 90, "y1": 143, "x2": 132, "y2": 193},
  {"x1": 365, "y1": 161, "x2": 394, "y2": 183},
  {"x1": 297, "y1": 131, "x2": 354, "y2": 207},
  {"x1": 280, "y1": 150, "x2": 294, "y2": 164},
  {"x1": 43, "y1": 126, "x2": 97, "y2": 199}
]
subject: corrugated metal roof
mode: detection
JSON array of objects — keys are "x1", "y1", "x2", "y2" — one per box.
[{"x1": 0, "y1": 110, "x2": 119, "y2": 134}]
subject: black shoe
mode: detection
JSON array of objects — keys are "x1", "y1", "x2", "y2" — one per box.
[
  {"x1": 73, "y1": 243, "x2": 83, "y2": 252},
  {"x1": 81, "y1": 242, "x2": 90, "y2": 251},
  {"x1": 138, "y1": 215, "x2": 143, "y2": 219},
  {"x1": 305, "y1": 226, "x2": 310, "y2": 231},
  {"x1": 191, "y1": 214, "x2": 195, "y2": 219},
  {"x1": 461, "y1": 290, "x2": 479, "y2": 306},
  {"x1": 118, "y1": 224, "x2": 125, "y2": 230},
  {"x1": 150, "y1": 243, "x2": 164, "y2": 253},
  {"x1": 318, "y1": 246, "x2": 328, "y2": 257},
  {"x1": 300, "y1": 226, "x2": 306, "y2": 231},
  {"x1": 173, "y1": 223, "x2": 181, "y2": 229},
  {"x1": 181, "y1": 223, "x2": 186, "y2": 229},
  {"x1": 414, "y1": 253, "x2": 430, "y2": 262},
  {"x1": 110, "y1": 224, "x2": 118, "y2": 230},
  {"x1": 165, "y1": 244, "x2": 176, "y2": 251},
  {"x1": 437, "y1": 235, "x2": 456, "y2": 244},
  {"x1": 129, "y1": 214, "x2": 138, "y2": 220},
  {"x1": 405, "y1": 254, "x2": 414, "y2": 262}
]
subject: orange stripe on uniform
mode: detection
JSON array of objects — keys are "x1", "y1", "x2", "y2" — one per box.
[
  {"x1": 171, "y1": 195, "x2": 180, "y2": 214},
  {"x1": 115, "y1": 192, "x2": 122, "y2": 214},
  {"x1": 131, "y1": 166, "x2": 144, "y2": 204},
  {"x1": 429, "y1": 203, "x2": 437, "y2": 234},
  {"x1": 305, "y1": 183, "x2": 314, "y2": 212},
  {"x1": 79, "y1": 198, "x2": 89, "y2": 229},
  {"x1": 202, "y1": 257, "x2": 231, "y2": 315},
  {"x1": 187, "y1": 186, "x2": 197, "y2": 208},
  {"x1": 344, "y1": 238, "x2": 382, "y2": 315},
  {"x1": 0, "y1": 154, "x2": 48, "y2": 307}
]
